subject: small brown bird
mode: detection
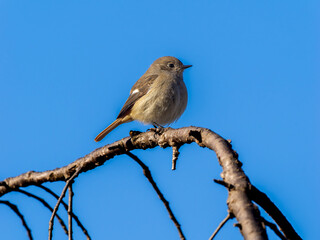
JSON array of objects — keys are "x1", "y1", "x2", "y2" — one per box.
[{"x1": 95, "y1": 56, "x2": 191, "y2": 142}]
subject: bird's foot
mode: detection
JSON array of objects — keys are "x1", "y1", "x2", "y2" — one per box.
[
  {"x1": 152, "y1": 122, "x2": 164, "y2": 128},
  {"x1": 148, "y1": 123, "x2": 165, "y2": 134}
]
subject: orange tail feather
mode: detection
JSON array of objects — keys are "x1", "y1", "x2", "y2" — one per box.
[{"x1": 94, "y1": 119, "x2": 123, "y2": 142}]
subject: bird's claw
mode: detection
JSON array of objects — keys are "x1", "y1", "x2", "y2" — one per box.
[{"x1": 148, "y1": 126, "x2": 165, "y2": 134}]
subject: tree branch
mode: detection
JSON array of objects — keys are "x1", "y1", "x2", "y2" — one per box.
[
  {"x1": 48, "y1": 168, "x2": 80, "y2": 240},
  {"x1": 37, "y1": 185, "x2": 91, "y2": 240},
  {"x1": 171, "y1": 145, "x2": 180, "y2": 170},
  {"x1": 0, "y1": 200, "x2": 33, "y2": 240},
  {"x1": 249, "y1": 185, "x2": 301, "y2": 240},
  {"x1": 209, "y1": 212, "x2": 233, "y2": 240},
  {"x1": 68, "y1": 184, "x2": 73, "y2": 240},
  {"x1": 15, "y1": 189, "x2": 68, "y2": 235},
  {"x1": 0, "y1": 127, "x2": 298, "y2": 240},
  {"x1": 126, "y1": 152, "x2": 185, "y2": 240},
  {"x1": 261, "y1": 216, "x2": 287, "y2": 240}
]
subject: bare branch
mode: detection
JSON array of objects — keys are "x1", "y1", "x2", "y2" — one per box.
[
  {"x1": 213, "y1": 179, "x2": 234, "y2": 189},
  {"x1": 48, "y1": 167, "x2": 81, "y2": 240},
  {"x1": 37, "y1": 185, "x2": 91, "y2": 240},
  {"x1": 126, "y1": 152, "x2": 186, "y2": 240},
  {"x1": 261, "y1": 216, "x2": 287, "y2": 240},
  {"x1": 171, "y1": 145, "x2": 180, "y2": 170},
  {"x1": 0, "y1": 127, "x2": 298, "y2": 240},
  {"x1": 0, "y1": 200, "x2": 33, "y2": 240},
  {"x1": 209, "y1": 212, "x2": 233, "y2": 240},
  {"x1": 68, "y1": 184, "x2": 74, "y2": 240},
  {"x1": 249, "y1": 185, "x2": 301, "y2": 240},
  {"x1": 15, "y1": 189, "x2": 68, "y2": 235}
]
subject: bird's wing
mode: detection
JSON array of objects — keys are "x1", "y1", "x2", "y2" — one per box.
[{"x1": 117, "y1": 74, "x2": 158, "y2": 119}]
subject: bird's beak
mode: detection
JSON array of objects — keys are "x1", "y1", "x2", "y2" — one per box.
[{"x1": 182, "y1": 65, "x2": 192, "y2": 70}]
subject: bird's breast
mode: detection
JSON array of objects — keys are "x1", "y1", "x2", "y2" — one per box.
[{"x1": 130, "y1": 77, "x2": 187, "y2": 125}]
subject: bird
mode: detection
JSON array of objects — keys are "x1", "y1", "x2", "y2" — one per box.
[{"x1": 94, "y1": 56, "x2": 192, "y2": 142}]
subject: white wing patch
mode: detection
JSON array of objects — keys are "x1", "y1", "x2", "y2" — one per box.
[{"x1": 131, "y1": 89, "x2": 139, "y2": 95}]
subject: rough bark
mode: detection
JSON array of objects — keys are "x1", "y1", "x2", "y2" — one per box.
[{"x1": 0, "y1": 126, "x2": 300, "y2": 240}]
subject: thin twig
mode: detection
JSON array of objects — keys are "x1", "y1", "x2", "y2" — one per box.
[
  {"x1": 126, "y1": 152, "x2": 186, "y2": 240},
  {"x1": 213, "y1": 179, "x2": 234, "y2": 189},
  {"x1": 68, "y1": 184, "x2": 73, "y2": 240},
  {"x1": 249, "y1": 185, "x2": 301, "y2": 240},
  {"x1": 48, "y1": 167, "x2": 81, "y2": 240},
  {"x1": 0, "y1": 200, "x2": 33, "y2": 240},
  {"x1": 261, "y1": 216, "x2": 287, "y2": 240},
  {"x1": 37, "y1": 185, "x2": 91, "y2": 240},
  {"x1": 15, "y1": 189, "x2": 68, "y2": 235},
  {"x1": 0, "y1": 127, "x2": 296, "y2": 239},
  {"x1": 171, "y1": 145, "x2": 180, "y2": 170},
  {"x1": 209, "y1": 213, "x2": 232, "y2": 240}
]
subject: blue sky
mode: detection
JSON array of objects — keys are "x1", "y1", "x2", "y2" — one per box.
[{"x1": 0, "y1": 1, "x2": 319, "y2": 239}]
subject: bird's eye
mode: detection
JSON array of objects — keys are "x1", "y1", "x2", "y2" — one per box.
[{"x1": 168, "y1": 63, "x2": 174, "y2": 68}]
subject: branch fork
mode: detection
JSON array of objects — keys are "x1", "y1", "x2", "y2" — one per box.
[{"x1": 0, "y1": 127, "x2": 300, "y2": 240}]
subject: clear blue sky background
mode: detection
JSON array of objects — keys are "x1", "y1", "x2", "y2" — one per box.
[{"x1": 0, "y1": 1, "x2": 319, "y2": 239}]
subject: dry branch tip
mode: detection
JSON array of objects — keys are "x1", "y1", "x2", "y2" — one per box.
[
  {"x1": 171, "y1": 145, "x2": 181, "y2": 170},
  {"x1": 213, "y1": 179, "x2": 234, "y2": 190}
]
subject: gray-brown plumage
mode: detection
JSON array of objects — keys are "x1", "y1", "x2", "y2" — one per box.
[{"x1": 95, "y1": 56, "x2": 191, "y2": 142}]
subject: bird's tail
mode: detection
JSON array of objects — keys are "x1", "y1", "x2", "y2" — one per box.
[{"x1": 94, "y1": 118, "x2": 123, "y2": 142}]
